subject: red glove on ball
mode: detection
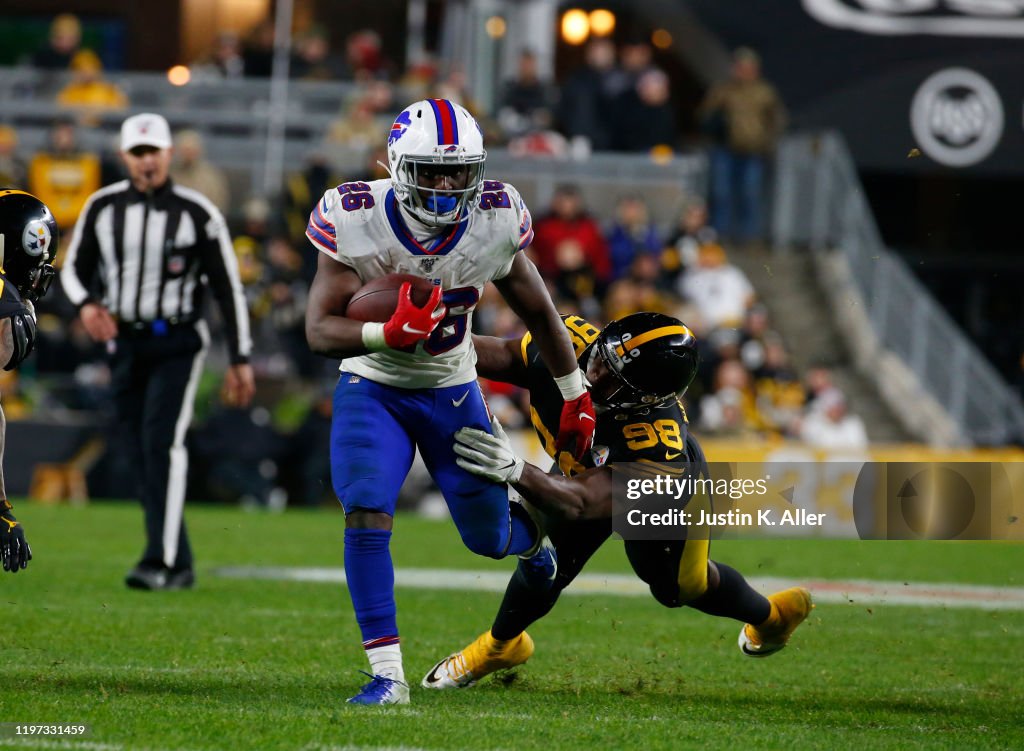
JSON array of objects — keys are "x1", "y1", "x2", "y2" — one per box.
[{"x1": 382, "y1": 283, "x2": 446, "y2": 349}]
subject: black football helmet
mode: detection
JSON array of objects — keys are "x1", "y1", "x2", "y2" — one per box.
[
  {"x1": 0, "y1": 190, "x2": 59, "y2": 303},
  {"x1": 591, "y1": 312, "x2": 700, "y2": 409}
]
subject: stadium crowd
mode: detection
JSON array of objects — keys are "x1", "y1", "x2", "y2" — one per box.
[{"x1": 1, "y1": 13, "x2": 866, "y2": 508}]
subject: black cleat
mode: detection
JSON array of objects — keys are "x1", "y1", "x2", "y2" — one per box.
[
  {"x1": 165, "y1": 568, "x2": 195, "y2": 590},
  {"x1": 125, "y1": 565, "x2": 168, "y2": 590}
]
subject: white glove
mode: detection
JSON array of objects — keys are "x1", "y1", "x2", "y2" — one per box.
[{"x1": 453, "y1": 415, "x2": 525, "y2": 484}]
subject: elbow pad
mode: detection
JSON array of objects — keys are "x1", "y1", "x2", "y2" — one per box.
[{"x1": 4, "y1": 310, "x2": 37, "y2": 371}]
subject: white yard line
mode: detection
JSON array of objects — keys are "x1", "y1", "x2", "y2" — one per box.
[
  {"x1": 1, "y1": 741, "x2": 123, "y2": 751},
  {"x1": 211, "y1": 566, "x2": 1024, "y2": 611}
]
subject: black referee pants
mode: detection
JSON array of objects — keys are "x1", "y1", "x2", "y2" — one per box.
[{"x1": 110, "y1": 321, "x2": 209, "y2": 571}]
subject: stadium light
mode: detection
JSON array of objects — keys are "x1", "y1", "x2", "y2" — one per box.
[
  {"x1": 485, "y1": 15, "x2": 507, "y2": 39},
  {"x1": 561, "y1": 9, "x2": 590, "y2": 45},
  {"x1": 652, "y1": 29, "x2": 673, "y2": 49},
  {"x1": 589, "y1": 9, "x2": 615, "y2": 36},
  {"x1": 167, "y1": 65, "x2": 191, "y2": 86}
]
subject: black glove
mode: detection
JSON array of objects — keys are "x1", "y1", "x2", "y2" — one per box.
[
  {"x1": 5, "y1": 306, "x2": 38, "y2": 371},
  {"x1": 1, "y1": 500, "x2": 32, "y2": 572}
]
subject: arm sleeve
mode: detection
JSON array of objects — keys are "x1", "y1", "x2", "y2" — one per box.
[
  {"x1": 197, "y1": 204, "x2": 252, "y2": 364},
  {"x1": 60, "y1": 192, "x2": 103, "y2": 307},
  {"x1": 305, "y1": 190, "x2": 339, "y2": 257}
]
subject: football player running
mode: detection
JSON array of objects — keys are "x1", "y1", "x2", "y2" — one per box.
[
  {"x1": 0, "y1": 191, "x2": 59, "y2": 574},
  {"x1": 422, "y1": 312, "x2": 813, "y2": 689},
  {"x1": 304, "y1": 99, "x2": 595, "y2": 704}
]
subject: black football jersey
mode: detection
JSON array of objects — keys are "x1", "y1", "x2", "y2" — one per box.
[
  {"x1": 519, "y1": 315, "x2": 690, "y2": 477},
  {"x1": 0, "y1": 273, "x2": 28, "y2": 319}
]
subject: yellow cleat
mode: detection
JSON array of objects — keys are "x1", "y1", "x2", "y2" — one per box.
[
  {"x1": 738, "y1": 587, "x2": 813, "y2": 657},
  {"x1": 421, "y1": 630, "x2": 534, "y2": 688}
]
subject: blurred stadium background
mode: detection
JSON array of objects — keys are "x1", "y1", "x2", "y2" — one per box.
[
  {"x1": 2, "y1": 0, "x2": 1023, "y2": 523},
  {"x1": 3, "y1": 4, "x2": 1024, "y2": 749}
]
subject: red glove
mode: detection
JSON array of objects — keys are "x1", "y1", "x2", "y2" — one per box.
[
  {"x1": 382, "y1": 283, "x2": 446, "y2": 349},
  {"x1": 555, "y1": 391, "x2": 596, "y2": 462}
]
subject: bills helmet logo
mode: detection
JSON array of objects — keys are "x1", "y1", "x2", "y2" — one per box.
[
  {"x1": 443, "y1": 144, "x2": 459, "y2": 153},
  {"x1": 22, "y1": 219, "x2": 52, "y2": 257},
  {"x1": 389, "y1": 110, "x2": 413, "y2": 146}
]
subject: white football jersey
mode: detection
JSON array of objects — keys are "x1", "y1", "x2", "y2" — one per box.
[{"x1": 306, "y1": 178, "x2": 534, "y2": 388}]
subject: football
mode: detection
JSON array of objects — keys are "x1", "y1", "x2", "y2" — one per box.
[{"x1": 345, "y1": 273, "x2": 438, "y2": 322}]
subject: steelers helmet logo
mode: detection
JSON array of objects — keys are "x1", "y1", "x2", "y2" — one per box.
[{"x1": 22, "y1": 219, "x2": 52, "y2": 257}]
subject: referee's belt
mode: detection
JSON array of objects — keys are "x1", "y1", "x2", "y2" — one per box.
[{"x1": 117, "y1": 317, "x2": 197, "y2": 337}]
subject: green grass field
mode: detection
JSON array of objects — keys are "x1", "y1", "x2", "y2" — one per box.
[{"x1": 3, "y1": 501, "x2": 1023, "y2": 751}]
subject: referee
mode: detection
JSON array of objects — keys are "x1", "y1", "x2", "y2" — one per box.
[{"x1": 61, "y1": 113, "x2": 255, "y2": 590}]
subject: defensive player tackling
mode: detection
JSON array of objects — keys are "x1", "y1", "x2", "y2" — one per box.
[
  {"x1": 422, "y1": 313, "x2": 813, "y2": 689},
  {"x1": 305, "y1": 99, "x2": 596, "y2": 705}
]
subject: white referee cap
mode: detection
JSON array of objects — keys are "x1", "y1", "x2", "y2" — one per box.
[{"x1": 121, "y1": 113, "x2": 172, "y2": 151}]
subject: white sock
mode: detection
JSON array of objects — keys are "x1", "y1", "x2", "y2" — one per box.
[{"x1": 367, "y1": 644, "x2": 405, "y2": 683}]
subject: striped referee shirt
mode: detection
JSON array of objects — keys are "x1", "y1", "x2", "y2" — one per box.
[{"x1": 61, "y1": 178, "x2": 252, "y2": 362}]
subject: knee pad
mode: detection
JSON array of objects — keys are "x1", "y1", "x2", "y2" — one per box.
[{"x1": 459, "y1": 525, "x2": 509, "y2": 559}]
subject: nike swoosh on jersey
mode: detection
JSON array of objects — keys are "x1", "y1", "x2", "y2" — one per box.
[
  {"x1": 402, "y1": 323, "x2": 430, "y2": 335},
  {"x1": 452, "y1": 390, "x2": 470, "y2": 407},
  {"x1": 665, "y1": 451, "x2": 682, "y2": 460}
]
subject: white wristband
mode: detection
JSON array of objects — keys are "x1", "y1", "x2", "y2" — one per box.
[
  {"x1": 361, "y1": 322, "x2": 388, "y2": 352},
  {"x1": 554, "y1": 368, "x2": 587, "y2": 401},
  {"x1": 508, "y1": 456, "x2": 525, "y2": 484}
]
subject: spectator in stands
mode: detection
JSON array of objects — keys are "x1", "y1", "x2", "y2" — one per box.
[
  {"x1": 400, "y1": 53, "x2": 439, "y2": 103},
  {"x1": 678, "y1": 242, "x2": 755, "y2": 330},
  {"x1": 799, "y1": 388, "x2": 868, "y2": 450},
  {"x1": 603, "y1": 253, "x2": 675, "y2": 322},
  {"x1": 662, "y1": 198, "x2": 718, "y2": 286},
  {"x1": 699, "y1": 359, "x2": 760, "y2": 438},
  {"x1": 605, "y1": 194, "x2": 662, "y2": 281},
  {"x1": 738, "y1": 303, "x2": 773, "y2": 372},
  {"x1": 432, "y1": 66, "x2": 486, "y2": 122},
  {"x1": 804, "y1": 365, "x2": 836, "y2": 410},
  {"x1": 326, "y1": 95, "x2": 383, "y2": 154},
  {"x1": 56, "y1": 50, "x2": 129, "y2": 123},
  {"x1": 497, "y1": 49, "x2": 556, "y2": 139},
  {"x1": 530, "y1": 185, "x2": 611, "y2": 317},
  {"x1": 231, "y1": 198, "x2": 270, "y2": 336},
  {"x1": 607, "y1": 34, "x2": 658, "y2": 100},
  {"x1": 345, "y1": 29, "x2": 390, "y2": 81},
  {"x1": 291, "y1": 25, "x2": 347, "y2": 82},
  {"x1": 243, "y1": 19, "x2": 277, "y2": 78},
  {"x1": 557, "y1": 38, "x2": 617, "y2": 153},
  {"x1": 170, "y1": 130, "x2": 230, "y2": 216},
  {"x1": 192, "y1": 31, "x2": 246, "y2": 80},
  {"x1": 28, "y1": 120, "x2": 101, "y2": 231},
  {"x1": 752, "y1": 333, "x2": 805, "y2": 436},
  {"x1": 0, "y1": 126, "x2": 26, "y2": 189},
  {"x1": 612, "y1": 69, "x2": 677, "y2": 153},
  {"x1": 283, "y1": 154, "x2": 339, "y2": 263},
  {"x1": 31, "y1": 14, "x2": 83, "y2": 70},
  {"x1": 261, "y1": 236, "x2": 317, "y2": 379},
  {"x1": 698, "y1": 47, "x2": 787, "y2": 244}
]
